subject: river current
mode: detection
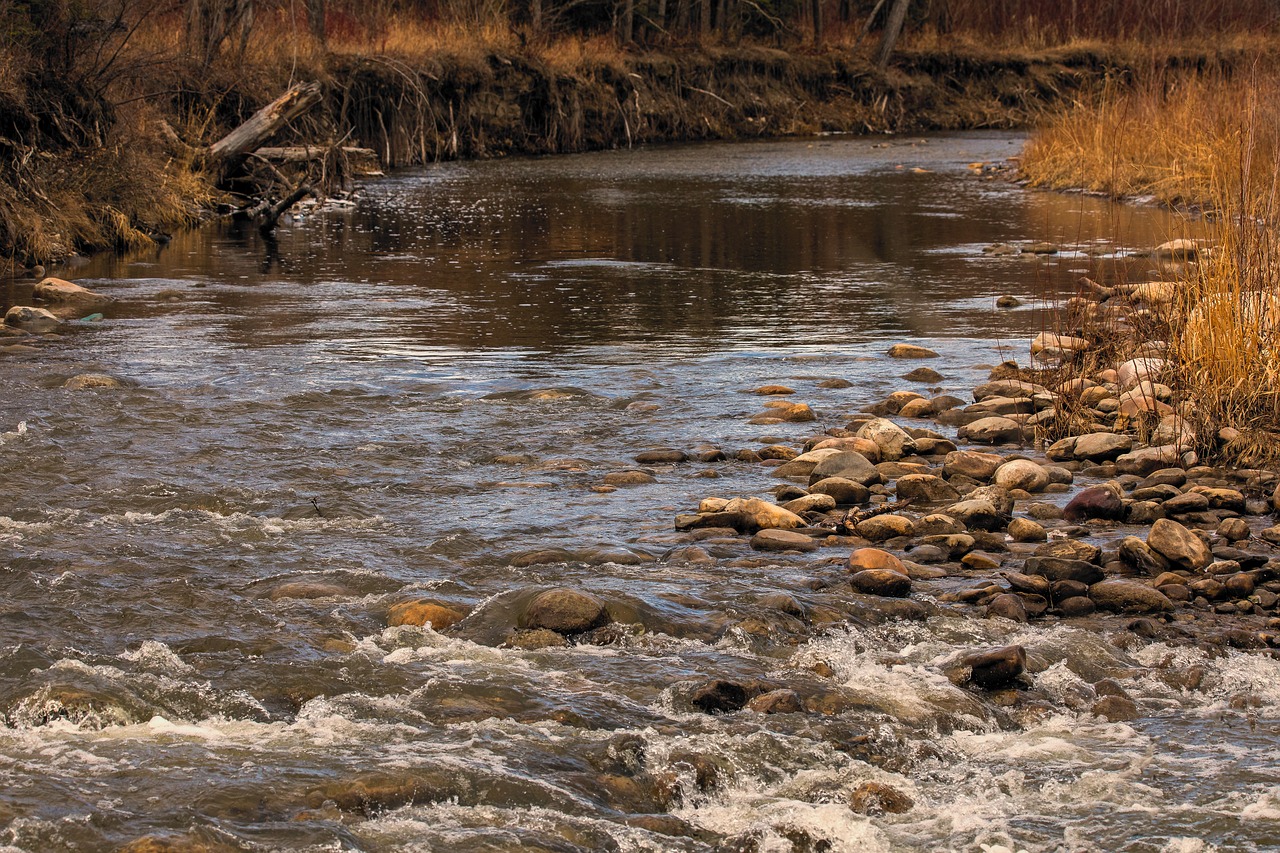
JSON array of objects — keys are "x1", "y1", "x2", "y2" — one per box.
[{"x1": 2, "y1": 132, "x2": 1278, "y2": 852}]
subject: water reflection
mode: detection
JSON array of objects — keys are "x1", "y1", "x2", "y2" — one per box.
[{"x1": 82, "y1": 132, "x2": 1199, "y2": 356}]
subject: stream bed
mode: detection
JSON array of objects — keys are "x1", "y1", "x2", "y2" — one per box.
[{"x1": 1, "y1": 132, "x2": 1277, "y2": 852}]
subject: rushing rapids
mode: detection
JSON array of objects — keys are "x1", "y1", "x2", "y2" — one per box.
[{"x1": 1, "y1": 133, "x2": 1277, "y2": 852}]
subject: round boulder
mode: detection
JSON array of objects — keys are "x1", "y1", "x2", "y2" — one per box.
[
  {"x1": 993, "y1": 459, "x2": 1050, "y2": 493},
  {"x1": 522, "y1": 588, "x2": 609, "y2": 634},
  {"x1": 851, "y1": 569, "x2": 911, "y2": 598}
]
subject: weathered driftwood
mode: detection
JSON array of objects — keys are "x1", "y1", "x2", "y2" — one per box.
[
  {"x1": 254, "y1": 145, "x2": 382, "y2": 175},
  {"x1": 207, "y1": 82, "x2": 324, "y2": 173}
]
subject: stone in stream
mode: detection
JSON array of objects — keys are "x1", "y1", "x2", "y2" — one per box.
[
  {"x1": 894, "y1": 474, "x2": 960, "y2": 504},
  {"x1": 1024, "y1": 557, "x2": 1103, "y2": 585},
  {"x1": 387, "y1": 600, "x2": 465, "y2": 630},
  {"x1": 1058, "y1": 595, "x2": 1096, "y2": 617},
  {"x1": 942, "y1": 450, "x2": 1003, "y2": 482},
  {"x1": 957, "y1": 644, "x2": 1027, "y2": 689},
  {"x1": 986, "y1": 593, "x2": 1028, "y2": 623},
  {"x1": 851, "y1": 569, "x2": 912, "y2": 598},
  {"x1": 808, "y1": 477, "x2": 871, "y2": 505},
  {"x1": 855, "y1": 514, "x2": 915, "y2": 541},
  {"x1": 634, "y1": 448, "x2": 687, "y2": 464},
  {"x1": 62, "y1": 373, "x2": 125, "y2": 390},
  {"x1": 993, "y1": 459, "x2": 1049, "y2": 493},
  {"x1": 4, "y1": 305, "x2": 60, "y2": 332},
  {"x1": 751, "y1": 384, "x2": 795, "y2": 395},
  {"x1": 1064, "y1": 485, "x2": 1126, "y2": 523},
  {"x1": 957, "y1": 416, "x2": 1024, "y2": 444},
  {"x1": 688, "y1": 679, "x2": 752, "y2": 714},
  {"x1": 903, "y1": 366, "x2": 944, "y2": 383},
  {"x1": 1007, "y1": 517, "x2": 1047, "y2": 542},
  {"x1": 305, "y1": 769, "x2": 463, "y2": 815},
  {"x1": 521, "y1": 588, "x2": 609, "y2": 634},
  {"x1": 1118, "y1": 536, "x2": 1170, "y2": 576},
  {"x1": 848, "y1": 547, "x2": 907, "y2": 574},
  {"x1": 1147, "y1": 518, "x2": 1212, "y2": 571},
  {"x1": 888, "y1": 343, "x2": 939, "y2": 358},
  {"x1": 806, "y1": 451, "x2": 880, "y2": 486},
  {"x1": 505, "y1": 628, "x2": 568, "y2": 649},
  {"x1": 603, "y1": 470, "x2": 657, "y2": 485},
  {"x1": 944, "y1": 498, "x2": 1005, "y2": 531},
  {"x1": 750, "y1": 402, "x2": 815, "y2": 423},
  {"x1": 849, "y1": 781, "x2": 914, "y2": 815},
  {"x1": 1071, "y1": 432, "x2": 1134, "y2": 462},
  {"x1": 750, "y1": 529, "x2": 819, "y2": 553},
  {"x1": 1031, "y1": 332, "x2": 1088, "y2": 358},
  {"x1": 1088, "y1": 580, "x2": 1174, "y2": 614},
  {"x1": 747, "y1": 689, "x2": 803, "y2": 714},
  {"x1": 33, "y1": 277, "x2": 113, "y2": 316},
  {"x1": 856, "y1": 418, "x2": 917, "y2": 461},
  {"x1": 781, "y1": 493, "x2": 836, "y2": 514}
]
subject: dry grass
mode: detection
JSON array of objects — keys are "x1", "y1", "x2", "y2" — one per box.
[{"x1": 1022, "y1": 67, "x2": 1280, "y2": 461}]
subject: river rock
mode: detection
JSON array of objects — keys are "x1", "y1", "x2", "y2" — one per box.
[
  {"x1": 1088, "y1": 579, "x2": 1174, "y2": 614},
  {"x1": 33, "y1": 277, "x2": 113, "y2": 316},
  {"x1": 604, "y1": 470, "x2": 657, "y2": 486},
  {"x1": 522, "y1": 588, "x2": 609, "y2": 634},
  {"x1": 973, "y1": 379, "x2": 1046, "y2": 401},
  {"x1": 986, "y1": 593, "x2": 1028, "y2": 622},
  {"x1": 781, "y1": 493, "x2": 836, "y2": 514},
  {"x1": 1116, "y1": 358, "x2": 1167, "y2": 390},
  {"x1": 1063, "y1": 485, "x2": 1126, "y2": 523},
  {"x1": 1218, "y1": 517, "x2": 1250, "y2": 542},
  {"x1": 856, "y1": 418, "x2": 916, "y2": 461},
  {"x1": 1072, "y1": 432, "x2": 1133, "y2": 462},
  {"x1": 1162, "y1": 491, "x2": 1209, "y2": 515},
  {"x1": 1147, "y1": 518, "x2": 1212, "y2": 570},
  {"x1": 772, "y1": 448, "x2": 842, "y2": 478},
  {"x1": 849, "y1": 781, "x2": 914, "y2": 815},
  {"x1": 751, "y1": 402, "x2": 814, "y2": 423},
  {"x1": 4, "y1": 305, "x2": 60, "y2": 332},
  {"x1": 958, "y1": 417, "x2": 1024, "y2": 444},
  {"x1": 1031, "y1": 332, "x2": 1088, "y2": 358},
  {"x1": 888, "y1": 343, "x2": 938, "y2": 358},
  {"x1": 809, "y1": 436, "x2": 882, "y2": 461},
  {"x1": 894, "y1": 474, "x2": 960, "y2": 504},
  {"x1": 993, "y1": 459, "x2": 1049, "y2": 492},
  {"x1": 942, "y1": 450, "x2": 1003, "y2": 482},
  {"x1": 1118, "y1": 536, "x2": 1170, "y2": 576},
  {"x1": 1154, "y1": 238, "x2": 1198, "y2": 260},
  {"x1": 63, "y1": 372, "x2": 125, "y2": 390},
  {"x1": 944, "y1": 498, "x2": 1004, "y2": 531},
  {"x1": 387, "y1": 601, "x2": 464, "y2": 629},
  {"x1": 1007, "y1": 517, "x2": 1047, "y2": 542},
  {"x1": 505, "y1": 628, "x2": 568, "y2": 649},
  {"x1": 747, "y1": 689, "x2": 803, "y2": 714},
  {"x1": 306, "y1": 770, "x2": 461, "y2": 815},
  {"x1": 689, "y1": 680, "x2": 751, "y2": 714},
  {"x1": 808, "y1": 477, "x2": 871, "y2": 505},
  {"x1": 722, "y1": 498, "x2": 807, "y2": 531},
  {"x1": 1003, "y1": 571, "x2": 1051, "y2": 597},
  {"x1": 1024, "y1": 557, "x2": 1103, "y2": 585},
  {"x1": 898, "y1": 398, "x2": 935, "y2": 418},
  {"x1": 856, "y1": 514, "x2": 915, "y2": 541},
  {"x1": 634, "y1": 448, "x2": 687, "y2": 464},
  {"x1": 959, "y1": 644, "x2": 1026, "y2": 689},
  {"x1": 848, "y1": 547, "x2": 907, "y2": 574},
  {"x1": 903, "y1": 366, "x2": 944, "y2": 383},
  {"x1": 851, "y1": 569, "x2": 912, "y2": 598},
  {"x1": 751, "y1": 384, "x2": 794, "y2": 395},
  {"x1": 966, "y1": 396, "x2": 1034, "y2": 416},
  {"x1": 750, "y1": 529, "x2": 819, "y2": 553},
  {"x1": 807, "y1": 451, "x2": 880, "y2": 486},
  {"x1": 1116, "y1": 445, "x2": 1185, "y2": 476}
]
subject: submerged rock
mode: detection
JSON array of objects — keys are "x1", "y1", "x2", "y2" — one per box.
[
  {"x1": 887, "y1": 343, "x2": 938, "y2": 359},
  {"x1": 688, "y1": 679, "x2": 751, "y2": 714},
  {"x1": 33, "y1": 276, "x2": 113, "y2": 316},
  {"x1": 387, "y1": 600, "x2": 464, "y2": 630}
]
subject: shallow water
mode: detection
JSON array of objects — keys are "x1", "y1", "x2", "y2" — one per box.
[{"x1": 2, "y1": 132, "x2": 1277, "y2": 852}]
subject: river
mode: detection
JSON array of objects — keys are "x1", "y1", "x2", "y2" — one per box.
[{"x1": 1, "y1": 131, "x2": 1277, "y2": 852}]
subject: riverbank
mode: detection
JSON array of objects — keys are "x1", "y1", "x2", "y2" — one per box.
[{"x1": 1, "y1": 37, "x2": 1274, "y2": 271}]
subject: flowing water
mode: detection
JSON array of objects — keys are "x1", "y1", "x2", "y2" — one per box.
[{"x1": 1, "y1": 132, "x2": 1277, "y2": 852}]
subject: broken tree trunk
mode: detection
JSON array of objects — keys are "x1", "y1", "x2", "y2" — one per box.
[
  {"x1": 207, "y1": 82, "x2": 324, "y2": 178},
  {"x1": 875, "y1": 0, "x2": 910, "y2": 70}
]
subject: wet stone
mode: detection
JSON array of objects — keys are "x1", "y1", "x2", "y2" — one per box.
[
  {"x1": 849, "y1": 781, "x2": 914, "y2": 815},
  {"x1": 747, "y1": 689, "x2": 803, "y2": 714},
  {"x1": 903, "y1": 366, "x2": 944, "y2": 383},
  {"x1": 387, "y1": 601, "x2": 465, "y2": 630},
  {"x1": 522, "y1": 588, "x2": 609, "y2": 634},
  {"x1": 850, "y1": 569, "x2": 912, "y2": 598},
  {"x1": 986, "y1": 593, "x2": 1028, "y2": 622},
  {"x1": 959, "y1": 644, "x2": 1027, "y2": 689},
  {"x1": 750, "y1": 529, "x2": 819, "y2": 553},
  {"x1": 688, "y1": 680, "x2": 751, "y2": 715},
  {"x1": 505, "y1": 628, "x2": 569, "y2": 649}
]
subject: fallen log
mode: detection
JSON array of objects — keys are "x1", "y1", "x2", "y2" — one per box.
[
  {"x1": 254, "y1": 145, "x2": 383, "y2": 175},
  {"x1": 207, "y1": 82, "x2": 324, "y2": 176}
]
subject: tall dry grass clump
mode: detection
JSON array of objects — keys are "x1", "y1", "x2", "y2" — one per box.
[{"x1": 1022, "y1": 66, "x2": 1280, "y2": 462}]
